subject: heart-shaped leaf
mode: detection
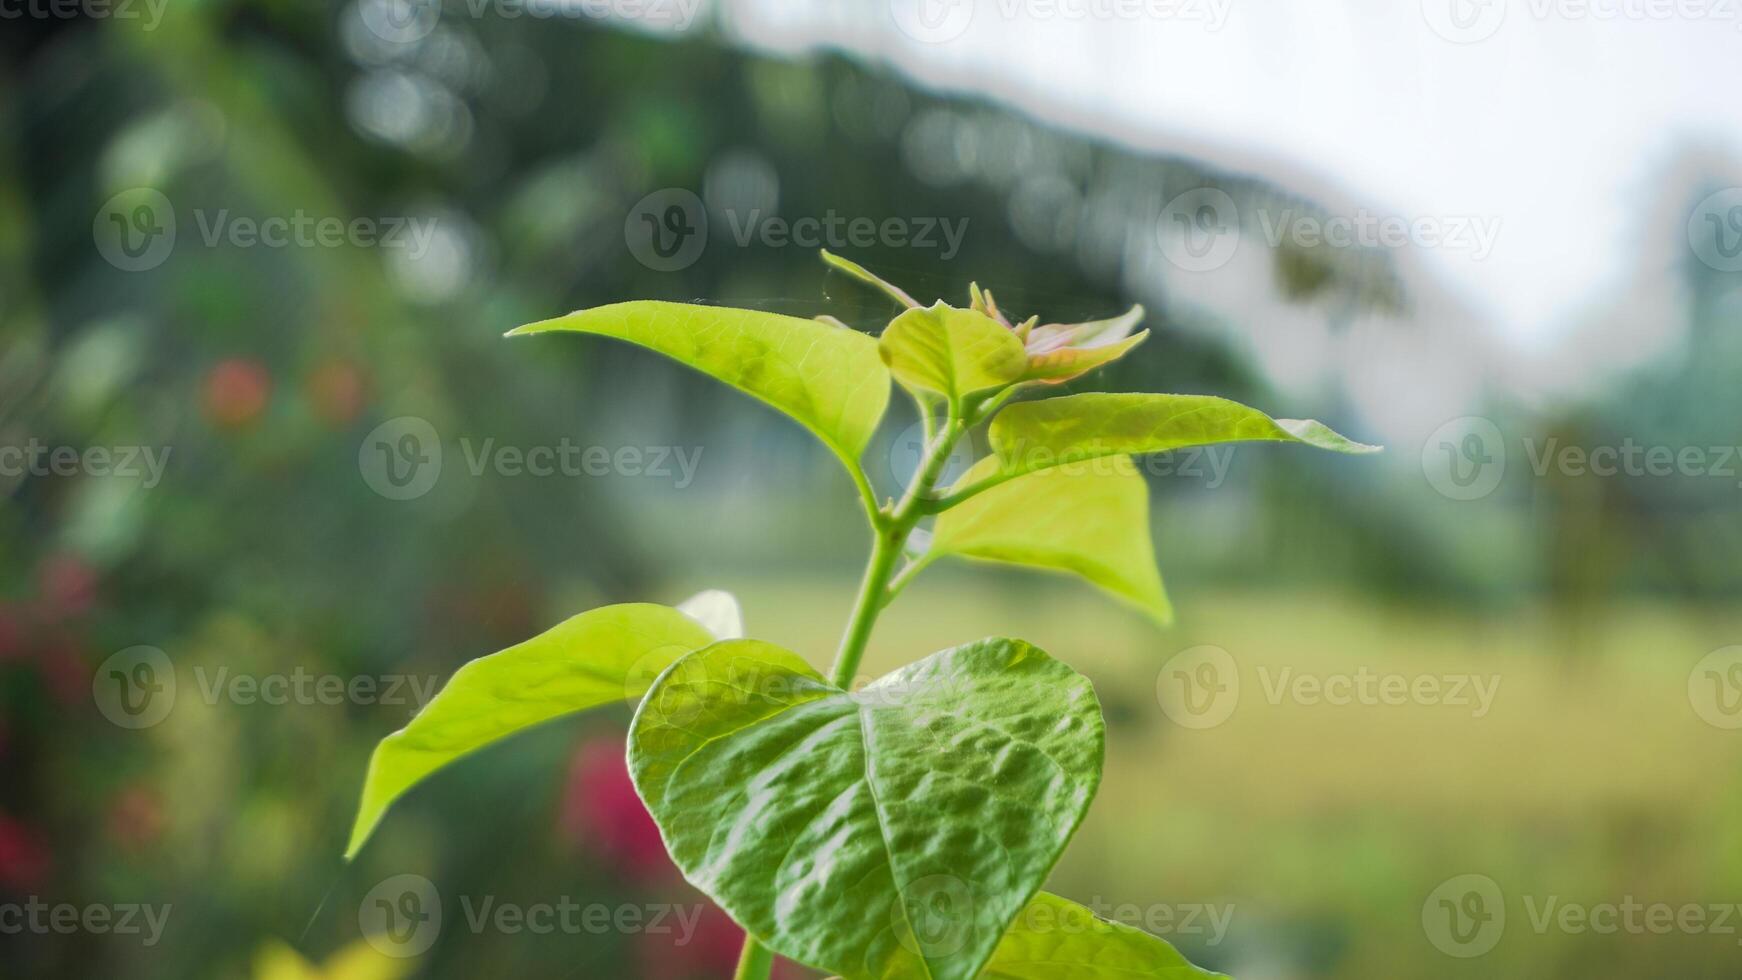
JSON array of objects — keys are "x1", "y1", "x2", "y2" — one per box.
[
  {"x1": 880, "y1": 303, "x2": 1028, "y2": 403},
  {"x1": 984, "y1": 892, "x2": 1227, "y2": 978},
  {"x1": 345, "y1": 600, "x2": 719, "y2": 858},
  {"x1": 927, "y1": 456, "x2": 1170, "y2": 626},
  {"x1": 629, "y1": 637, "x2": 1105, "y2": 980},
  {"x1": 510, "y1": 301, "x2": 891, "y2": 475},
  {"x1": 992, "y1": 392, "x2": 1380, "y2": 476}
]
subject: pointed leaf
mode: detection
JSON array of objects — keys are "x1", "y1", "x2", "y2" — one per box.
[
  {"x1": 1021, "y1": 331, "x2": 1149, "y2": 385},
  {"x1": 510, "y1": 301, "x2": 891, "y2": 471},
  {"x1": 929, "y1": 456, "x2": 1171, "y2": 626},
  {"x1": 880, "y1": 303, "x2": 1027, "y2": 402},
  {"x1": 992, "y1": 392, "x2": 1380, "y2": 475},
  {"x1": 1025, "y1": 305, "x2": 1145, "y2": 353},
  {"x1": 982, "y1": 892, "x2": 1227, "y2": 979},
  {"x1": 630, "y1": 637, "x2": 1104, "y2": 980},
  {"x1": 822, "y1": 249, "x2": 920, "y2": 308},
  {"x1": 345, "y1": 602, "x2": 715, "y2": 858}
]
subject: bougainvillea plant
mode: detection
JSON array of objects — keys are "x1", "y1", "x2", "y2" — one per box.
[{"x1": 345, "y1": 252, "x2": 1378, "y2": 979}]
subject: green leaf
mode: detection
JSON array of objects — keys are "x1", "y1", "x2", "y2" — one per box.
[
  {"x1": 510, "y1": 301, "x2": 891, "y2": 471},
  {"x1": 980, "y1": 892, "x2": 1227, "y2": 979},
  {"x1": 345, "y1": 602, "x2": 717, "y2": 859},
  {"x1": 991, "y1": 392, "x2": 1380, "y2": 475},
  {"x1": 822, "y1": 249, "x2": 920, "y2": 308},
  {"x1": 630, "y1": 637, "x2": 1104, "y2": 980},
  {"x1": 1020, "y1": 331, "x2": 1149, "y2": 385},
  {"x1": 1020, "y1": 306, "x2": 1148, "y2": 384},
  {"x1": 880, "y1": 303, "x2": 1028, "y2": 403},
  {"x1": 928, "y1": 456, "x2": 1171, "y2": 626}
]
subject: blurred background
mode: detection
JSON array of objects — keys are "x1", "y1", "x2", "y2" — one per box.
[{"x1": 2, "y1": 2, "x2": 1740, "y2": 978}]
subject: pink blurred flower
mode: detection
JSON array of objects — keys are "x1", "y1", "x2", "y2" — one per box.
[{"x1": 560, "y1": 736, "x2": 674, "y2": 882}]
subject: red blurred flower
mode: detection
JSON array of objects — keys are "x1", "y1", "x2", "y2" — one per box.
[
  {"x1": 34, "y1": 638, "x2": 88, "y2": 707},
  {"x1": 304, "y1": 358, "x2": 367, "y2": 427},
  {"x1": 37, "y1": 553, "x2": 97, "y2": 619},
  {"x1": 0, "y1": 602, "x2": 22, "y2": 662},
  {"x1": 0, "y1": 812, "x2": 51, "y2": 891},
  {"x1": 560, "y1": 736, "x2": 674, "y2": 883},
  {"x1": 203, "y1": 358, "x2": 272, "y2": 428},
  {"x1": 107, "y1": 785, "x2": 165, "y2": 851}
]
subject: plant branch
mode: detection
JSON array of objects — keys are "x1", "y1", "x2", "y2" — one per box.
[
  {"x1": 734, "y1": 403, "x2": 973, "y2": 980},
  {"x1": 733, "y1": 938, "x2": 774, "y2": 980}
]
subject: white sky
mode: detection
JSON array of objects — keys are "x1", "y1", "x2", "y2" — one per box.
[{"x1": 709, "y1": 0, "x2": 1742, "y2": 351}]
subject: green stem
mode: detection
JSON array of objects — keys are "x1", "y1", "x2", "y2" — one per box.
[
  {"x1": 731, "y1": 407, "x2": 971, "y2": 980},
  {"x1": 733, "y1": 938, "x2": 774, "y2": 980}
]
